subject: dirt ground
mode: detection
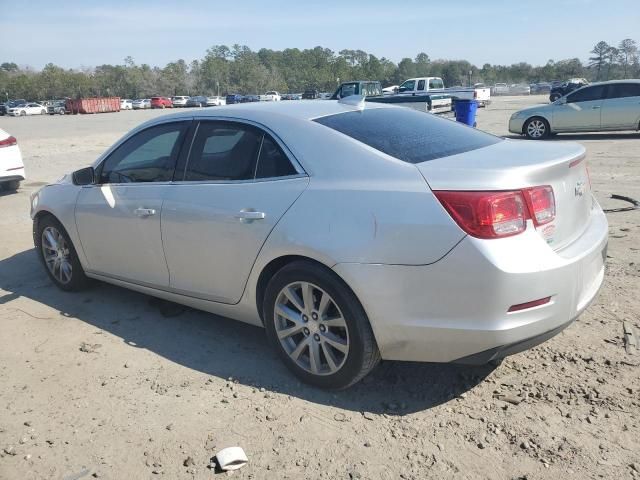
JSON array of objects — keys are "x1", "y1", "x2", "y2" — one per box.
[{"x1": 0, "y1": 97, "x2": 638, "y2": 480}]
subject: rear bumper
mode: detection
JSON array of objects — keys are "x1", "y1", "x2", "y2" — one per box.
[{"x1": 334, "y1": 197, "x2": 608, "y2": 363}]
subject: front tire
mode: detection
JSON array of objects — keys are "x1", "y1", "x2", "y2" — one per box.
[
  {"x1": 524, "y1": 117, "x2": 550, "y2": 140},
  {"x1": 263, "y1": 261, "x2": 380, "y2": 389},
  {"x1": 36, "y1": 215, "x2": 90, "y2": 291}
]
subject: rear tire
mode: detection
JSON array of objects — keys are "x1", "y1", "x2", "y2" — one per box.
[
  {"x1": 263, "y1": 261, "x2": 380, "y2": 389},
  {"x1": 524, "y1": 117, "x2": 550, "y2": 140},
  {"x1": 36, "y1": 215, "x2": 90, "y2": 291}
]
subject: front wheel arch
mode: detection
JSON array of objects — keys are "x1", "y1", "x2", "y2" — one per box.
[{"x1": 523, "y1": 116, "x2": 551, "y2": 139}]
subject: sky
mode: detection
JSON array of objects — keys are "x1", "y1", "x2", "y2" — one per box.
[{"x1": 1, "y1": 0, "x2": 638, "y2": 70}]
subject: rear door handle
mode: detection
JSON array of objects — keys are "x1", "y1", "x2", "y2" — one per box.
[
  {"x1": 235, "y1": 209, "x2": 266, "y2": 222},
  {"x1": 134, "y1": 207, "x2": 156, "y2": 217},
  {"x1": 592, "y1": 106, "x2": 600, "y2": 109}
]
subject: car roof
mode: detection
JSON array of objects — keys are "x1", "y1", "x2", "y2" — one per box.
[
  {"x1": 587, "y1": 79, "x2": 640, "y2": 86},
  {"x1": 147, "y1": 99, "x2": 390, "y2": 123}
]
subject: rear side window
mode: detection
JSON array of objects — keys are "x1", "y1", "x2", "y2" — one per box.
[
  {"x1": 417, "y1": 80, "x2": 425, "y2": 91},
  {"x1": 607, "y1": 83, "x2": 640, "y2": 99},
  {"x1": 255, "y1": 136, "x2": 297, "y2": 178},
  {"x1": 185, "y1": 122, "x2": 262, "y2": 181},
  {"x1": 313, "y1": 108, "x2": 501, "y2": 163}
]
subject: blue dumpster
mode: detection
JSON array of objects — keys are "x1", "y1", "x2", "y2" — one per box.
[{"x1": 454, "y1": 99, "x2": 478, "y2": 127}]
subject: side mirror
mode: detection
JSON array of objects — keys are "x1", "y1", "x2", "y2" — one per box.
[
  {"x1": 398, "y1": 87, "x2": 407, "y2": 93},
  {"x1": 72, "y1": 166, "x2": 95, "y2": 186}
]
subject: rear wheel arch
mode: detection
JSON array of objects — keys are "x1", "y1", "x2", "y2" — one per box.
[{"x1": 256, "y1": 255, "x2": 354, "y2": 324}]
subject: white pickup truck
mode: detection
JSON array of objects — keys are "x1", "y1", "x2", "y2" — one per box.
[
  {"x1": 259, "y1": 91, "x2": 281, "y2": 101},
  {"x1": 396, "y1": 77, "x2": 491, "y2": 107}
]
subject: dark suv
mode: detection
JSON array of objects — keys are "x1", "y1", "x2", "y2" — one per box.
[
  {"x1": 47, "y1": 100, "x2": 69, "y2": 115},
  {"x1": 549, "y1": 79, "x2": 589, "y2": 102},
  {"x1": 302, "y1": 89, "x2": 319, "y2": 99}
]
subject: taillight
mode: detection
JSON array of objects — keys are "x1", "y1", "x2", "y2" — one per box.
[
  {"x1": 523, "y1": 186, "x2": 555, "y2": 226},
  {"x1": 434, "y1": 190, "x2": 527, "y2": 239},
  {"x1": 434, "y1": 185, "x2": 556, "y2": 239},
  {"x1": 0, "y1": 135, "x2": 17, "y2": 148}
]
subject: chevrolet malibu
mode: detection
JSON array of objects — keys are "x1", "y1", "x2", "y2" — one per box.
[
  {"x1": 510, "y1": 80, "x2": 640, "y2": 139},
  {"x1": 31, "y1": 100, "x2": 608, "y2": 389}
]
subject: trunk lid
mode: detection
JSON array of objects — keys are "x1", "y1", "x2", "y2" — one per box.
[{"x1": 416, "y1": 139, "x2": 592, "y2": 250}]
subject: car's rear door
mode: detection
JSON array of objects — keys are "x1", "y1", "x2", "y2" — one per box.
[
  {"x1": 552, "y1": 85, "x2": 606, "y2": 131},
  {"x1": 75, "y1": 121, "x2": 190, "y2": 286},
  {"x1": 601, "y1": 82, "x2": 640, "y2": 130},
  {"x1": 161, "y1": 119, "x2": 308, "y2": 304}
]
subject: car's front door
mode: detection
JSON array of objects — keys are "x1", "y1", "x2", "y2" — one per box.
[
  {"x1": 75, "y1": 121, "x2": 190, "y2": 286},
  {"x1": 161, "y1": 120, "x2": 308, "y2": 304},
  {"x1": 601, "y1": 83, "x2": 640, "y2": 130},
  {"x1": 552, "y1": 85, "x2": 606, "y2": 131}
]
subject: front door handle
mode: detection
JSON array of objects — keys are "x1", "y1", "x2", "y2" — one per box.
[
  {"x1": 235, "y1": 209, "x2": 266, "y2": 223},
  {"x1": 592, "y1": 106, "x2": 601, "y2": 109},
  {"x1": 134, "y1": 207, "x2": 156, "y2": 217}
]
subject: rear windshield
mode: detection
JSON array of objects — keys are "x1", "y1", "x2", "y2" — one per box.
[{"x1": 313, "y1": 107, "x2": 501, "y2": 163}]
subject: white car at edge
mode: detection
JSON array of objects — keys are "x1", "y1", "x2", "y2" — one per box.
[
  {"x1": 0, "y1": 128, "x2": 25, "y2": 191},
  {"x1": 8, "y1": 103, "x2": 47, "y2": 116}
]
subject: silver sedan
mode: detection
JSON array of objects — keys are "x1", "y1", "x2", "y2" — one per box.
[
  {"x1": 31, "y1": 99, "x2": 608, "y2": 388},
  {"x1": 509, "y1": 80, "x2": 640, "y2": 139}
]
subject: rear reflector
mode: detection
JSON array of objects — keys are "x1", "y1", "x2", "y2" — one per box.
[
  {"x1": 523, "y1": 186, "x2": 555, "y2": 226},
  {"x1": 0, "y1": 136, "x2": 17, "y2": 148},
  {"x1": 433, "y1": 190, "x2": 527, "y2": 239},
  {"x1": 508, "y1": 297, "x2": 551, "y2": 312}
]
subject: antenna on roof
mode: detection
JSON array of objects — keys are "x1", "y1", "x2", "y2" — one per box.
[{"x1": 338, "y1": 94, "x2": 366, "y2": 111}]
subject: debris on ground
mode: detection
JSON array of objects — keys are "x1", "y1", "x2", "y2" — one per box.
[{"x1": 213, "y1": 447, "x2": 248, "y2": 471}]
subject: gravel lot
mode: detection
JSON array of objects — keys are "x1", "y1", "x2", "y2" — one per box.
[{"x1": 0, "y1": 97, "x2": 639, "y2": 479}]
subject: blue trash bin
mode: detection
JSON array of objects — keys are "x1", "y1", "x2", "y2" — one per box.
[{"x1": 454, "y1": 99, "x2": 478, "y2": 127}]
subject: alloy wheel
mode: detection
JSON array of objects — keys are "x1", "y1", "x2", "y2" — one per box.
[
  {"x1": 527, "y1": 119, "x2": 546, "y2": 138},
  {"x1": 41, "y1": 226, "x2": 73, "y2": 285},
  {"x1": 274, "y1": 281, "x2": 349, "y2": 375}
]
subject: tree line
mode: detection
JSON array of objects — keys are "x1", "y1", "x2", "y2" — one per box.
[{"x1": 1, "y1": 39, "x2": 638, "y2": 101}]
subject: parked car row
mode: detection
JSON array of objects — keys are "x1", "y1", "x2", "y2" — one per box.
[{"x1": 491, "y1": 83, "x2": 531, "y2": 96}]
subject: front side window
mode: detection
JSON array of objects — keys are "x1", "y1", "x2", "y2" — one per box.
[
  {"x1": 184, "y1": 122, "x2": 262, "y2": 181},
  {"x1": 607, "y1": 83, "x2": 640, "y2": 99},
  {"x1": 99, "y1": 122, "x2": 186, "y2": 183},
  {"x1": 400, "y1": 80, "x2": 415, "y2": 91},
  {"x1": 567, "y1": 85, "x2": 606, "y2": 103}
]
